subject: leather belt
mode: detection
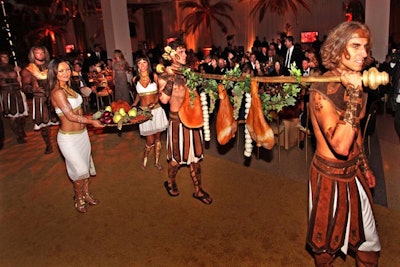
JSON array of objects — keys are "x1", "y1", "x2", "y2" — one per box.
[
  {"x1": 169, "y1": 111, "x2": 179, "y2": 122},
  {"x1": 312, "y1": 153, "x2": 359, "y2": 179}
]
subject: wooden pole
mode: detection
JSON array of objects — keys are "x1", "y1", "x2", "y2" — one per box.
[
  {"x1": 1, "y1": 0, "x2": 21, "y2": 86},
  {"x1": 198, "y1": 67, "x2": 389, "y2": 90}
]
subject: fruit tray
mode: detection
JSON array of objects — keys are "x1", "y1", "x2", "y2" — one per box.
[{"x1": 103, "y1": 114, "x2": 149, "y2": 127}]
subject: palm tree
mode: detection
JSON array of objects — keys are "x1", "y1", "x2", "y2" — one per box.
[
  {"x1": 1, "y1": 0, "x2": 75, "y2": 57},
  {"x1": 179, "y1": 0, "x2": 235, "y2": 46},
  {"x1": 241, "y1": 0, "x2": 312, "y2": 22}
]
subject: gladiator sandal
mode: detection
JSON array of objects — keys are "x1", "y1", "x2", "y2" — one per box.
[
  {"x1": 142, "y1": 144, "x2": 154, "y2": 170},
  {"x1": 154, "y1": 140, "x2": 164, "y2": 171},
  {"x1": 190, "y1": 163, "x2": 212, "y2": 205},
  {"x1": 16, "y1": 118, "x2": 27, "y2": 143},
  {"x1": 73, "y1": 180, "x2": 87, "y2": 213},
  {"x1": 356, "y1": 251, "x2": 379, "y2": 267},
  {"x1": 314, "y1": 252, "x2": 334, "y2": 267},
  {"x1": 41, "y1": 127, "x2": 53, "y2": 154},
  {"x1": 19, "y1": 117, "x2": 27, "y2": 137},
  {"x1": 163, "y1": 162, "x2": 180, "y2": 196},
  {"x1": 83, "y1": 179, "x2": 99, "y2": 206},
  {"x1": 10, "y1": 118, "x2": 26, "y2": 144}
]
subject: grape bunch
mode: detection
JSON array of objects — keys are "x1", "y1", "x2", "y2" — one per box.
[{"x1": 92, "y1": 110, "x2": 114, "y2": 124}]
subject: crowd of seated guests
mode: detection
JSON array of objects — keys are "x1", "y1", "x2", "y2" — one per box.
[{"x1": 60, "y1": 35, "x2": 323, "y2": 115}]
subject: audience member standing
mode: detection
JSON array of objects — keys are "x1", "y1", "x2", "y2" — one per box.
[
  {"x1": 112, "y1": 49, "x2": 131, "y2": 104},
  {"x1": 283, "y1": 36, "x2": 303, "y2": 75},
  {"x1": 275, "y1": 38, "x2": 286, "y2": 59},
  {"x1": 252, "y1": 36, "x2": 262, "y2": 50},
  {"x1": 90, "y1": 44, "x2": 107, "y2": 66}
]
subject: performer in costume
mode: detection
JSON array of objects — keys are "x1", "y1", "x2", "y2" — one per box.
[
  {"x1": 307, "y1": 21, "x2": 380, "y2": 266},
  {"x1": 132, "y1": 55, "x2": 168, "y2": 170},
  {"x1": 21, "y1": 46, "x2": 58, "y2": 154},
  {"x1": 0, "y1": 51, "x2": 28, "y2": 144},
  {"x1": 158, "y1": 40, "x2": 212, "y2": 205},
  {"x1": 48, "y1": 58, "x2": 104, "y2": 213},
  {"x1": 0, "y1": 109, "x2": 3, "y2": 149}
]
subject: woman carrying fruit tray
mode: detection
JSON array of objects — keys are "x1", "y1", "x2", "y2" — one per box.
[
  {"x1": 49, "y1": 58, "x2": 104, "y2": 213},
  {"x1": 131, "y1": 55, "x2": 168, "y2": 171}
]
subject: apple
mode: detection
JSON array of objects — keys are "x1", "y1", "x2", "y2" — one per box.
[
  {"x1": 128, "y1": 107, "x2": 137, "y2": 118},
  {"x1": 119, "y1": 107, "x2": 126, "y2": 116},
  {"x1": 113, "y1": 112, "x2": 122, "y2": 123},
  {"x1": 103, "y1": 111, "x2": 111, "y2": 117}
]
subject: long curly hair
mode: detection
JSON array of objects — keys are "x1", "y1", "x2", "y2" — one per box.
[
  {"x1": 28, "y1": 46, "x2": 50, "y2": 65},
  {"x1": 320, "y1": 21, "x2": 372, "y2": 70}
]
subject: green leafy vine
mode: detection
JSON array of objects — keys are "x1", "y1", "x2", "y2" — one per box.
[{"x1": 181, "y1": 63, "x2": 302, "y2": 120}]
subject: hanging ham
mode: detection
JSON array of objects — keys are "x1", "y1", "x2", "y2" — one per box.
[
  {"x1": 178, "y1": 88, "x2": 204, "y2": 128},
  {"x1": 246, "y1": 80, "x2": 275, "y2": 149},
  {"x1": 216, "y1": 84, "x2": 237, "y2": 145}
]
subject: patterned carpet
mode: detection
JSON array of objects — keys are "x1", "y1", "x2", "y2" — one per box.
[{"x1": 1, "y1": 118, "x2": 400, "y2": 266}]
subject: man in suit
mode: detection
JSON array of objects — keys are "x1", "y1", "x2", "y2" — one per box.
[
  {"x1": 90, "y1": 44, "x2": 107, "y2": 66},
  {"x1": 198, "y1": 54, "x2": 213, "y2": 73},
  {"x1": 275, "y1": 38, "x2": 286, "y2": 59},
  {"x1": 283, "y1": 36, "x2": 303, "y2": 75},
  {"x1": 215, "y1": 57, "x2": 227, "y2": 75},
  {"x1": 302, "y1": 58, "x2": 312, "y2": 76},
  {"x1": 258, "y1": 46, "x2": 269, "y2": 64}
]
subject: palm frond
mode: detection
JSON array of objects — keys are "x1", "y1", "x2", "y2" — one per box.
[
  {"x1": 249, "y1": 0, "x2": 312, "y2": 21},
  {"x1": 212, "y1": 11, "x2": 235, "y2": 27},
  {"x1": 179, "y1": 2, "x2": 201, "y2": 9},
  {"x1": 181, "y1": 11, "x2": 205, "y2": 34},
  {"x1": 179, "y1": 0, "x2": 235, "y2": 42},
  {"x1": 212, "y1": 17, "x2": 229, "y2": 34},
  {"x1": 211, "y1": 1, "x2": 234, "y2": 12}
]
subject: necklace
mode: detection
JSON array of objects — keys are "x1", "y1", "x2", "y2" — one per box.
[
  {"x1": 139, "y1": 73, "x2": 150, "y2": 87},
  {"x1": 61, "y1": 85, "x2": 77, "y2": 98}
]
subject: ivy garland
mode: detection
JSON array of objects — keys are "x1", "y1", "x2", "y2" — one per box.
[{"x1": 181, "y1": 63, "x2": 302, "y2": 119}]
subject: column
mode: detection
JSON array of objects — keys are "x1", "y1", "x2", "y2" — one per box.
[
  {"x1": 100, "y1": 0, "x2": 133, "y2": 66},
  {"x1": 365, "y1": 0, "x2": 390, "y2": 62}
]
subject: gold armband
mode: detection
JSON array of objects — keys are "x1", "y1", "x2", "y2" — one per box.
[{"x1": 343, "y1": 84, "x2": 361, "y2": 128}]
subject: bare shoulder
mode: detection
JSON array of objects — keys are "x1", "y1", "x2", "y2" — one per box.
[
  {"x1": 51, "y1": 88, "x2": 65, "y2": 99},
  {"x1": 309, "y1": 91, "x2": 333, "y2": 113}
]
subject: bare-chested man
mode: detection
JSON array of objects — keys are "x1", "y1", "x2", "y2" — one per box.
[
  {"x1": 158, "y1": 40, "x2": 212, "y2": 205},
  {"x1": 307, "y1": 21, "x2": 380, "y2": 266}
]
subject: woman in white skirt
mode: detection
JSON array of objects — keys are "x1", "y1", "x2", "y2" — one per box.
[
  {"x1": 132, "y1": 55, "x2": 168, "y2": 171},
  {"x1": 49, "y1": 58, "x2": 104, "y2": 213}
]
